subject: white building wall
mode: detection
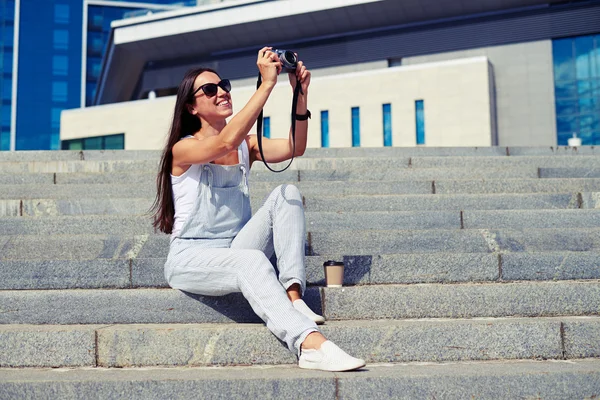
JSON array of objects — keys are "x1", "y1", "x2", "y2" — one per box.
[
  {"x1": 61, "y1": 57, "x2": 493, "y2": 149},
  {"x1": 402, "y1": 40, "x2": 557, "y2": 146}
]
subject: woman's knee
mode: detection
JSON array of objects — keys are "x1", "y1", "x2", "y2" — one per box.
[{"x1": 274, "y1": 184, "x2": 302, "y2": 203}]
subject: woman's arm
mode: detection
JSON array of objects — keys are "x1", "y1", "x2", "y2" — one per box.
[
  {"x1": 248, "y1": 60, "x2": 311, "y2": 165},
  {"x1": 173, "y1": 47, "x2": 282, "y2": 166}
]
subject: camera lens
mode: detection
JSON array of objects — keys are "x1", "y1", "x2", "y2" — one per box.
[{"x1": 282, "y1": 51, "x2": 297, "y2": 65}]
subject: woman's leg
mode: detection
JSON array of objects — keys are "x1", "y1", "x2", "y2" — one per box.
[
  {"x1": 231, "y1": 184, "x2": 307, "y2": 294},
  {"x1": 165, "y1": 241, "x2": 318, "y2": 355}
]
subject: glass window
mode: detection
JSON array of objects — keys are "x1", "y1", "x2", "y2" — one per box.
[
  {"x1": 263, "y1": 116, "x2": 270, "y2": 139},
  {"x1": 83, "y1": 136, "x2": 102, "y2": 150},
  {"x1": 382, "y1": 103, "x2": 392, "y2": 147},
  {"x1": 53, "y1": 30, "x2": 69, "y2": 50},
  {"x1": 87, "y1": 32, "x2": 105, "y2": 56},
  {"x1": 52, "y1": 55, "x2": 68, "y2": 76},
  {"x1": 104, "y1": 134, "x2": 124, "y2": 150},
  {"x1": 2, "y1": 51, "x2": 13, "y2": 74},
  {"x1": 1, "y1": 128, "x2": 9, "y2": 151},
  {"x1": 416, "y1": 100, "x2": 425, "y2": 145},
  {"x1": 62, "y1": 139, "x2": 82, "y2": 150},
  {"x1": 2, "y1": 78, "x2": 11, "y2": 100},
  {"x1": 553, "y1": 39, "x2": 575, "y2": 82},
  {"x1": 1, "y1": 105, "x2": 10, "y2": 126},
  {"x1": 351, "y1": 107, "x2": 360, "y2": 147},
  {"x1": 575, "y1": 35, "x2": 594, "y2": 80},
  {"x1": 4, "y1": 1, "x2": 15, "y2": 22},
  {"x1": 51, "y1": 108, "x2": 62, "y2": 129},
  {"x1": 3, "y1": 24, "x2": 14, "y2": 47},
  {"x1": 320, "y1": 110, "x2": 329, "y2": 148},
  {"x1": 553, "y1": 34, "x2": 600, "y2": 145},
  {"x1": 86, "y1": 82, "x2": 97, "y2": 106},
  {"x1": 54, "y1": 4, "x2": 70, "y2": 24},
  {"x1": 63, "y1": 134, "x2": 124, "y2": 150},
  {"x1": 52, "y1": 82, "x2": 67, "y2": 102}
]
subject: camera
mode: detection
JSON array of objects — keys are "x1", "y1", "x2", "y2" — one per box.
[{"x1": 272, "y1": 49, "x2": 298, "y2": 73}]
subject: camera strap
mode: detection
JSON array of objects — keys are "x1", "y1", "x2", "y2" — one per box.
[{"x1": 256, "y1": 73, "x2": 302, "y2": 173}]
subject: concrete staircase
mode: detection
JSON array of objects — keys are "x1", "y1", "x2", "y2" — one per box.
[{"x1": 1, "y1": 146, "x2": 600, "y2": 399}]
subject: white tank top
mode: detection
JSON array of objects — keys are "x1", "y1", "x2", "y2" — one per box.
[{"x1": 170, "y1": 138, "x2": 250, "y2": 238}]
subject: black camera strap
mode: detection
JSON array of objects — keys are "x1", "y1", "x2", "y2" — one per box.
[{"x1": 256, "y1": 73, "x2": 302, "y2": 173}]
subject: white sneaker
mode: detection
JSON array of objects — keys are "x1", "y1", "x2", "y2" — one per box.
[
  {"x1": 293, "y1": 299, "x2": 325, "y2": 325},
  {"x1": 298, "y1": 341, "x2": 366, "y2": 372}
]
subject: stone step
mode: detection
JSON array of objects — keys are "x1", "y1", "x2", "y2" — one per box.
[
  {"x1": 4, "y1": 155, "x2": 600, "y2": 175},
  {"x1": 1, "y1": 316, "x2": 598, "y2": 368},
  {"x1": 540, "y1": 167, "x2": 600, "y2": 178},
  {"x1": 0, "y1": 147, "x2": 596, "y2": 164},
  {"x1": 434, "y1": 178, "x2": 600, "y2": 194},
  {"x1": 2, "y1": 228, "x2": 599, "y2": 261},
  {"x1": 0, "y1": 280, "x2": 598, "y2": 325},
  {"x1": 4, "y1": 179, "x2": 600, "y2": 202},
  {"x1": 1, "y1": 166, "x2": 541, "y2": 186},
  {"x1": 1, "y1": 360, "x2": 599, "y2": 400},
  {"x1": 2, "y1": 251, "x2": 599, "y2": 290},
  {"x1": 410, "y1": 155, "x2": 600, "y2": 169},
  {"x1": 308, "y1": 228, "x2": 600, "y2": 255},
  {"x1": 3, "y1": 209, "x2": 600, "y2": 237},
  {"x1": 0, "y1": 181, "x2": 434, "y2": 200},
  {"x1": 0, "y1": 192, "x2": 582, "y2": 217}
]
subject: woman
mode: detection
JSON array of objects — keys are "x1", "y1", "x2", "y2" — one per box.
[{"x1": 152, "y1": 47, "x2": 365, "y2": 372}]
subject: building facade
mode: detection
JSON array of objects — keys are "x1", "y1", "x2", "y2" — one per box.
[
  {"x1": 0, "y1": 0, "x2": 201, "y2": 151},
  {"x1": 59, "y1": 0, "x2": 600, "y2": 150}
]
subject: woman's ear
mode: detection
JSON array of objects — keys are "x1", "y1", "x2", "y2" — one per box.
[{"x1": 186, "y1": 104, "x2": 197, "y2": 115}]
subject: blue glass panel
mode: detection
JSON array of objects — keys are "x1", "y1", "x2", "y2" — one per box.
[
  {"x1": 553, "y1": 38, "x2": 575, "y2": 82},
  {"x1": 555, "y1": 80, "x2": 577, "y2": 99},
  {"x1": 351, "y1": 107, "x2": 360, "y2": 147},
  {"x1": 2, "y1": 78, "x2": 11, "y2": 100},
  {"x1": 416, "y1": 100, "x2": 425, "y2": 145},
  {"x1": 320, "y1": 110, "x2": 329, "y2": 148},
  {"x1": 263, "y1": 116, "x2": 270, "y2": 139},
  {"x1": 1, "y1": 105, "x2": 10, "y2": 126},
  {"x1": 579, "y1": 97, "x2": 600, "y2": 114},
  {"x1": 4, "y1": 1, "x2": 15, "y2": 21},
  {"x1": 0, "y1": 128, "x2": 9, "y2": 150},
  {"x1": 52, "y1": 82, "x2": 68, "y2": 102},
  {"x1": 555, "y1": 99, "x2": 577, "y2": 116},
  {"x1": 594, "y1": 35, "x2": 600, "y2": 78},
  {"x1": 53, "y1": 30, "x2": 69, "y2": 50},
  {"x1": 51, "y1": 108, "x2": 62, "y2": 129},
  {"x1": 2, "y1": 50, "x2": 13, "y2": 74},
  {"x1": 54, "y1": 4, "x2": 70, "y2": 24},
  {"x1": 557, "y1": 115, "x2": 577, "y2": 134},
  {"x1": 383, "y1": 103, "x2": 392, "y2": 147},
  {"x1": 87, "y1": 31, "x2": 105, "y2": 56},
  {"x1": 3, "y1": 24, "x2": 14, "y2": 46},
  {"x1": 52, "y1": 55, "x2": 68, "y2": 76},
  {"x1": 575, "y1": 35, "x2": 594, "y2": 80}
]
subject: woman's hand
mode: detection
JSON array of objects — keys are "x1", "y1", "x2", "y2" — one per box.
[
  {"x1": 288, "y1": 60, "x2": 311, "y2": 94},
  {"x1": 257, "y1": 47, "x2": 281, "y2": 87}
]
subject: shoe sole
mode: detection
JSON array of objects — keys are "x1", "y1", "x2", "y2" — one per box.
[{"x1": 298, "y1": 360, "x2": 366, "y2": 372}]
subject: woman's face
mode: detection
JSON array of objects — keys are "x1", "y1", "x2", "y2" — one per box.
[{"x1": 189, "y1": 71, "x2": 233, "y2": 121}]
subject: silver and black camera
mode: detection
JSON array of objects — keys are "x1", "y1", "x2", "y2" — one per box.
[{"x1": 273, "y1": 49, "x2": 298, "y2": 73}]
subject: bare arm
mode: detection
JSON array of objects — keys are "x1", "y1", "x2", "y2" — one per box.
[
  {"x1": 173, "y1": 47, "x2": 282, "y2": 167},
  {"x1": 248, "y1": 61, "x2": 311, "y2": 165}
]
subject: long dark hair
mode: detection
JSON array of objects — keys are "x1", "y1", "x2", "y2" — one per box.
[{"x1": 151, "y1": 67, "x2": 220, "y2": 234}]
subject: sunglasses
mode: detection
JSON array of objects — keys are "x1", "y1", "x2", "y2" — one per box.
[{"x1": 191, "y1": 79, "x2": 231, "y2": 98}]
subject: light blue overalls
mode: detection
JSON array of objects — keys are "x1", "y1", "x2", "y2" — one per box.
[{"x1": 164, "y1": 140, "x2": 318, "y2": 355}]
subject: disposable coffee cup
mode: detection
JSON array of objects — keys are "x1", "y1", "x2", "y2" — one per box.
[{"x1": 323, "y1": 260, "x2": 344, "y2": 287}]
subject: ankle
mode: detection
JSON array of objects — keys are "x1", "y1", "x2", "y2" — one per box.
[{"x1": 301, "y1": 332, "x2": 327, "y2": 350}]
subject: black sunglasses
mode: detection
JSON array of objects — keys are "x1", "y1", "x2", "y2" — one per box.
[{"x1": 191, "y1": 79, "x2": 231, "y2": 98}]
